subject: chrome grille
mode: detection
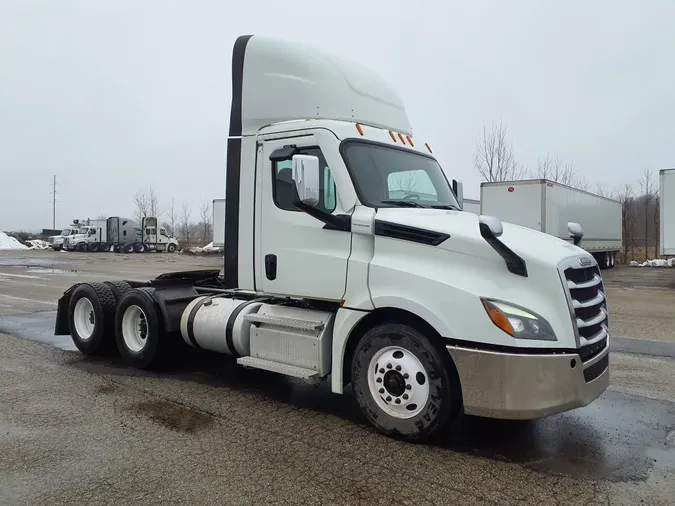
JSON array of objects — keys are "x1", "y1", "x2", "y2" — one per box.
[{"x1": 559, "y1": 257, "x2": 609, "y2": 383}]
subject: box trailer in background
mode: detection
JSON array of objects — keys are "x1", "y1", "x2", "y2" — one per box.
[
  {"x1": 462, "y1": 198, "x2": 480, "y2": 215},
  {"x1": 481, "y1": 179, "x2": 622, "y2": 269},
  {"x1": 213, "y1": 198, "x2": 225, "y2": 247},
  {"x1": 659, "y1": 169, "x2": 675, "y2": 256}
]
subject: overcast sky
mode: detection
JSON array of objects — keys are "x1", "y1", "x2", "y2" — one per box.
[{"x1": 1, "y1": 0, "x2": 674, "y2": 232}]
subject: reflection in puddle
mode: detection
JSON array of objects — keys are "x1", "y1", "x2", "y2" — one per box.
[{"x1": 26, "y1": 267, "x2": 77, "y2": 275}]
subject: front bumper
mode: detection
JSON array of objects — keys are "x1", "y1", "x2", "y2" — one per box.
[{"x1": 447, "y1": 342, "x2": 609, "y2": 419}]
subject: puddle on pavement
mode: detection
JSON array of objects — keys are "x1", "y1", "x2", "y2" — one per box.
[
  {"x1": 0, "y1": 258, "x2": 70, "y2": 267},
  {"x1": 130, "y1": 400, "x2": 212, "y2": 433},
  {"x1": 26, "y1": 267, "x2": 77, "y2": 275}
]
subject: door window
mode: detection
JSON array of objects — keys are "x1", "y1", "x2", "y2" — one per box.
[{"x1": 272, "y1": 147, "x2": 336, "y2": 213}]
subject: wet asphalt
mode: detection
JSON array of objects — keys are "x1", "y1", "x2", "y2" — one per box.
[{"x1": 0, "y1": 250, "x2": 674, "y2": 504}]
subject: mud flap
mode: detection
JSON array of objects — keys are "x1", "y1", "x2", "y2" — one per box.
[{"x1": 54, "y1": 284, "x2": 79, "y2": 336}]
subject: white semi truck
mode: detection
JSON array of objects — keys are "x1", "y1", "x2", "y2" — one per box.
[
  {"x1": 54, "y1": 35, "x2": 609, "y2": 442},
  {"x1": 48, "y1": 223, "x2": 81, "y2": 251},
  {"x1": 481, "y1": 180, "x2": 623, "y2": 269},
  {"x1": 659, "y1": 169, "x2": 675, "y2": 257},
  {"x1": 63, "y1": 216, "x2": 179, "y2": 253}
]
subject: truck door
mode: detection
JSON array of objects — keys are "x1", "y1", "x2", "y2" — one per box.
[{"x1": 258, "y1": 137, "x2": 350, "y2": 300}]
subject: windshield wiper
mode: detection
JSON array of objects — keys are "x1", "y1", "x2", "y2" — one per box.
[
  {"x1": 380, "y1": 200, "x2": 426, "y2": 208},
  {"x1": 430, "y1": 204, "x2": 461, "y2": 210}
]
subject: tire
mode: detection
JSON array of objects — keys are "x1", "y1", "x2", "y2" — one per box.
[
  {"x1": 124, "y1": 243, "x2": 135, "y2": 254},
  {"x1": 167, "y1": 243, "x2": 177, "y2": 253},
  {"x1": 351, "y1": 323, "x2": 461, "y2": 442},
  {"x1": 113, "y1": 244, "x2": 122, "y2": 253},
  {"x1": 67, "y1": 282, "x2": 117, "y2": 355},
  {"x1": 134, "y1": 242, "x2": 147, "y2": 253},
  {"x1": 88, "y1": 242, "x2": 100, "y2": 252},
  {"x1": 115, "y1": 288, "x2": 182, "y2": 370},
  {"x1": 101, "y1": 243, "x2": 111, "y2": 252},
  {"x1": 104, "y1": 280, "x2": 133, "y2": 303},
  {"x1": 76, "y1": 242, "x2": 87, "y2": 252},
  {"x1": 52, "y1": 247, "x2": 60, "y2": 251}
]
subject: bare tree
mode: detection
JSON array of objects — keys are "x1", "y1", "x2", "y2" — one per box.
[
  {"x1": 639, "y1": 168, "x2": 655, "y2": 258},
  {"x1": 164, "y1": 197, "x2": 178, "y2": 236},
  {"x1": 389, "y1": 171, "x2": 420, "y2": 193},
  {"x1": 532, "y1": 155, "x2": 589, "y2": 190},
  {"x1": 617, "y1": 184, "x2": 635, "y2": 263},
  {"x1": 199, "y1": 198, "x2": 212, "y2": 246},
  {"x1": 180, "y1": 200, "x2": 192, "y2": 248},
  {"x1": 473, "y1": 120, "x2": 525, "y2": 182},
  {"x1": 132, "y1": 186, "x2": 160, "y2": 223},
  {"x1": 132, "y1": 189, "x2": 149, "y2": 224}
]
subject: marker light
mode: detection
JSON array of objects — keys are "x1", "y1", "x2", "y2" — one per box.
[
  {"x1": 389, "y1": 131, "x2": 397, "y2": 142},
  {"x1": 355, "y1": 123, "x2": 364, "y2": 136},
  {"x1": 398, "y1": 133, "x2": 406, "y2": 144},
  {"x1": 425, "y1": 143, "x2": 432, "y2": 153},
  {"x1": 406, "y1": 136, "x2": 414, "y2": 147}
]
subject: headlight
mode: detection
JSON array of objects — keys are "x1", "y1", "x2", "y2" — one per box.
[{"x1": 481, "y1": 298, "x2": 557, "y2": 341}]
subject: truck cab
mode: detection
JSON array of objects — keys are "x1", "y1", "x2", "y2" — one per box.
[
  {"x1": 48, "y1": 226, "x2": 78, "y2": 251},
  {"x1": 55, "y1": 34, "x2": 609, "y2": 442}
]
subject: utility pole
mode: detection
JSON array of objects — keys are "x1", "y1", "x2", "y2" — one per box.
[{"x1": 51, "y1": 175, "x2": 57, "y2": 229}]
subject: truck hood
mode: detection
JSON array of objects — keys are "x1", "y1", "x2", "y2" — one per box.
[{"x1": 375, "y1": 208, "x2": 585, "y2": 267}]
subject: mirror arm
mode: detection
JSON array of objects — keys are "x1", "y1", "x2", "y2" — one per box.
[
  {"x1": 293, "y1": 200, "x2": 351, "y2": 231},
  {"x1": 479, "y1": 222, "x2": 528, "y2": 277}
]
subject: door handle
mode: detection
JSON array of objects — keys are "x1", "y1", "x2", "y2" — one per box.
[{"x1": 265, "y1": 254, "x2": 277, "y2": 280}]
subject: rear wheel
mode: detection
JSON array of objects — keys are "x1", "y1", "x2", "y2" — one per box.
[
  {"x1": 115, "y1": 288, "x2": 183, "y2": 369},
  {"x1": 124, "y1": 243, "x2": 135, "y2": 254},
  {"x1": 351, "y1": 323, "x2": 461, "y2": 442},
  {"x1": 76, "y1": 242, "x2": 87, "y2": 252},
  {"x1": 134, "y1": 242, "x2": 147, "y2": 253},
  {"x1": 104, "y1": 280, "x2": 132, "y2": 303},
  {"x1": 68, "y1": 282, "x2": 117, "y2": 355},
  {"x1": 88, "y1": 242, "x2": 100, "y2": 252}
]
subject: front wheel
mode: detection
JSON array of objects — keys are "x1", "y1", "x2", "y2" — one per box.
[
  {"x1": 167, "y1": 243, "x2": 177, "y2": 253},
  {"x1": 351, "y1": 323, "x2": 461, "y2": 442}
]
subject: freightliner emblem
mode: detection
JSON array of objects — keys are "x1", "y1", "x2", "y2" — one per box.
[{"x1": 579, "y1": 257, "x2": 592, "y2": 266}]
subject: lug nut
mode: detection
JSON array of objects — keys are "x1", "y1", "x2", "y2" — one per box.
[
  {"x1": 406, "y1": 384, "x2": 412, "y2": 390},
  {"x1": 379, "y1": 368, "x2": 385, "y2": 374},
  {"x1": 395, "y1": 399, "x2": 401, "y2": 404},
  {"x1": 403, "y1": 394, "x2": 409, "y2": 400},
  {"x1": 386, "y1": 364, "x2": 392, "y2": 369},
  {"x1": 395, "y1": 365, "x2": 401, "y2": 371},
  {"x1": 379, "y1": 388, "x2": 385, "y2": 394},
  {"x1": 386, "y1": 396, "x2": 391, "y2": 402},
  {"x1": 403, "y1": 373, "x2": 409, "y2": 379},
  {"x1": 376, "y1": 377, "x2": 382, "y2": 383}
]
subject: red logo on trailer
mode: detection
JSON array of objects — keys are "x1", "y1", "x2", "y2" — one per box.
[{"x1": 507, "y1": 187, "x2": 514, "y2": 192}]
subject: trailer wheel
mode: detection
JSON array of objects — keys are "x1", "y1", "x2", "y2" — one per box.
[
  {"x1": 167, "y1": 243, "x2": 177, "y2": 253},
  {"x1": 104, "y1": 280, "x2": 133, "y2": 303},
  {"x1": 123, "y1": 243, "x2": 135, "y2": 254},
  {"x1": 68, "y1": 282, "x2": 117, "y2": 355},
  {"x1": 134, "y1": 242, "x2": 147, "y2": 253},
  {"x1": 115, "y1": 288, "x2": 180, "y2": 369},
  {"x1": 351, "y1": 323, "x2": 461, "y2": 442}
]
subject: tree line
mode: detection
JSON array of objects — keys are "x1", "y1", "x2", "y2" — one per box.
[
  {"x1": 473, "y1": 121, "x2": 661, "y2": 263},
  {"x1": 131, "y1": 187, "x2": 214, "y2": 248}
]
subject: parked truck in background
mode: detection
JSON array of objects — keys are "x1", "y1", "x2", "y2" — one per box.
[
  {"x1": 48, "y1": 223, "x2": 81, "y2": 251},
  {"x1": 481, "y1": 179, "x2": 622, "y2": 269},
  {"x1": 63, "y1": 216, "x2": 179, "y2": 253},
  {"x1": 462, "y1": 198, "x2": 480, "y2": 215},
  {"x1": 659, "y1": 168, "x2": 675, "y2": 257},
  {"x1": 54, "y1": 34, "x2": 609, "y2": 442}
]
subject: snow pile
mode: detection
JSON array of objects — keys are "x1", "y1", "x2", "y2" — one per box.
[
  {"x1": 179, "y1": 242, "x2": 224, "y2": 256},
  {"x1": 0, "y1": 232, "x2": 29, "y2": 250},
  {"x1": 630, "y1": 258, "x2": 674, "y2": 267},
  {"x1": 26, "y1": 239, "x2": 50, "y2": 250}
]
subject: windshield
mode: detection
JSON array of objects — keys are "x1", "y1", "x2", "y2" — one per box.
[
  {"x1": 341, "y1": 141, "x2": 460, "y2": 209},
  {"x1": 61, "y1": 229, "x2": 72, "y2": 236}
]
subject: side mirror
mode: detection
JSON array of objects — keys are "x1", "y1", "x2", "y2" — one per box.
[
  {"x1": 291, "y1": 154, "x2": 321, "y2": 207},
  {"x1": 567, "y1": 222, "x2": 583, "y2": 246},
  {"x1": 479, "y1": 215, "x2": 503, "y2": 238},
  {"x1": 452, "y1": 179, "x2": 464, "y2": 209}
]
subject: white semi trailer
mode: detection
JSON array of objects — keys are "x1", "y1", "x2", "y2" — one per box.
[
  {"x1": 54, "y1": 35, "x2": 609, "y2": 442},
  {"x1": 462, "y1": 198, "x2": 480, "y2": 215},
  {"x1": 481, "y1": 179, "x2": 622, "y2": 269},
  {"x1": 659, "y1": 169, "x2": 675, "y2": 257}
]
